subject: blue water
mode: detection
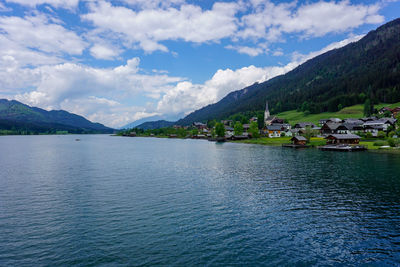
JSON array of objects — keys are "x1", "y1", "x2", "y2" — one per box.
[{"x1": 1, "y1": 135, "x2": 400, "y2": 266}]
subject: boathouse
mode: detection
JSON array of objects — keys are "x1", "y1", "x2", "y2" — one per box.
[
  {"x1": 291, "y1": 136, "x2": 307, "y2": 145},
  {"x1": 325, "y1": 134, "x2": 360, "y2": 145}
]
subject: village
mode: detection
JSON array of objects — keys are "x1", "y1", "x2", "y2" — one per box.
[{"x1": 123, "y1": 101, "x2": 400, "y2": 151}]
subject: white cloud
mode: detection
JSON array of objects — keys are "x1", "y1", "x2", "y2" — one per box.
[
  {"x1": 119, "y1": 0, "x2": 185, "y2": 9},
  {"x1": 225, "y1": 44, "x2": 268, "y2": 57},
  {"x1": 83, "y1": 1, "x2": 240, "y2": 53},
  {"x1": 0, "y1": 14, "x2": 87, "y2": 56},
  {"x1": 291, "y1": 34, "x2": 364, "y2": 63},
  {"x1": 155, "y1": 34, "x2": 363, "y2": 118},
  {"x1": 90, "y1": 44, "x2": 121, "y2": 60},
  {"x1": 5, "y1": 0, "x2": 79, "y2": 9},
  {"x1": 239, "y1": 1, "x2": 384, "y2": 40},
  {"x1": 9, "y1": 58, "x2": 183, "y2": 127}
]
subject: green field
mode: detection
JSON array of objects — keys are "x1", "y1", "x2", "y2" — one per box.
[
  {"x1": 275, "y1": 102, "x2": 400, "y2": 125},
  {"x1": 234, "y1": 137, "x2": 326, "y2": 147}
]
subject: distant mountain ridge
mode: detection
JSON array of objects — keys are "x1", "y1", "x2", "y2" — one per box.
[
  {"x1": 135, "y1": 120, "x2": 175, "y2": 130},
  {"x1": 173, "y1": 18, "x2": 400, "y2": 126},
  {"x1": 0, "y1": 99, "x2": 113, "y2": 134}
]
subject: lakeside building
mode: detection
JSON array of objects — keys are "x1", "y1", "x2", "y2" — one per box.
[
  {"x1": 325, "y1": 134, "x2": 361, "y2": 144},
  {"x1": 291, "y1": 136, "x2": 307, "y2": 145}
]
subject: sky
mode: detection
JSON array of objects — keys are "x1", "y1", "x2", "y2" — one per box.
[{"x1": 0, "y1": 0, "x2": 399, "y2": 128}]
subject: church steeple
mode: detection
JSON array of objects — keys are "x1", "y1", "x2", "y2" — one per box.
[{"x1": 264, "y1": 100, "x2": 270, "y2": 120}]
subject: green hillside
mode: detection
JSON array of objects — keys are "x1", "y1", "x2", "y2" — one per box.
[
  {"x1": 176, "y1": 18, "x2": 400, "y2": 126},
  {"x1": 0, "y1": 99, "x2": 114, "y2": 134},
  {"x1": 276, "y1": 102, "x2": 400, "y2": 125}
]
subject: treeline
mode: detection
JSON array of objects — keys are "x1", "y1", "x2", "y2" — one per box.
[{"x1": 0, "y1": 120, "x2": 109, "y2": 135}]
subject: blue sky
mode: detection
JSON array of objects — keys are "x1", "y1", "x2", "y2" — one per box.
[{"x1": 0, "y1": 0, "x2": 399, "y2": 127}]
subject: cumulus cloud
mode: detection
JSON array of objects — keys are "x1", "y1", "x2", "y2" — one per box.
[
  {"x1": 82, "y1": 1, "x2": 240, "y2": 52},
  {"x1": 225, "y1": 44, "x2": 268, "y2": 57},
  {"x1": 9, "y1": 58, "x2": 183, "y2": 127},
  {"x1": 156, "y1": 34, "x2": 363, "y2": 118},
  {"x1": 0, "y1": 14, "x2": 87, "y2": 56},
  {"x1": 239, "y1": 0, "x2": 384, "y2": 40}
]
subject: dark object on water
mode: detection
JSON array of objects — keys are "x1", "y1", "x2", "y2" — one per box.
[
  {"x1": 318, "y1": 144, "x2": 367, "y2": 152},
  {"x1": 282, "y1": 144, "x2": 309, "y2": 148},
  {"x1": 75, "y1": 139, "x2": 80, "y2": 141}
]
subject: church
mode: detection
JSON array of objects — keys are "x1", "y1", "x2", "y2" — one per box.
[{"x1": 264, "y1": 101, "x2": 276, "y2": 126}]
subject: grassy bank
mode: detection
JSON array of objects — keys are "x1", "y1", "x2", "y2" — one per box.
[{"x1": 233, "y1": 137, "x2": 325, "y2": 147}]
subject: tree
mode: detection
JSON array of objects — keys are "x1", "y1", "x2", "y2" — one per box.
[
  {"x1": 191, "y1": 128, "x2": 199, "y2": 136},
  {"x1": 234, "y1": 122, "x2": 244, "y2": 136},
  {"x1": 363, "y1": 99, "x2": 373, "y2": 117},
  {"x1": 215, "y1": 122, "x2": 225, "y2": 137},
  {"x1": 207, "y1": 119, "x2": 216, "y2": 128},
  {"x1": 377, "y1": 131, "x2": 385, "y2": 139},
  {"x1": 337, "y1": 104, "x2": 343, "y2": 111},
  {"x1": 257, "y1": 113, "x2": 264, "y2": 129},
  {"x1": 248, "y1": 122, "x2": 260, "y2": 138},
  {"x1": 303, "y1": 125, "x2": 313, "y2": 143}
]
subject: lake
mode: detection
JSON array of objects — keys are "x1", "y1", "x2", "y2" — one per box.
[{"x1": 1, "y1": 135, "x2": 400, "y2": 266}]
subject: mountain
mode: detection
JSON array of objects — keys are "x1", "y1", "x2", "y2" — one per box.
[
  {"x1": 0, "y1": 99, "x2": 114, "y2": 134},
  {"x1": 120, "y1": 115, "x2": 165, "y2": 129},
  {"x1": 135, "y1": 120, "x2": 175, "y2": 130},
  {"x1": 176, "y1": 18, "x2": 400, "y2": 125}
]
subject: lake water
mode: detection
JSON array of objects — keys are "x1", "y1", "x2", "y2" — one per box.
[{"x1": 1, "y1": 135, "x2": 400, "y2": 266}]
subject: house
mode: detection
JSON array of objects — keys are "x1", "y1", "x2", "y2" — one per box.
[
  {"x1": 336, "y1": 123, "x2": 363, "y2": 134},
  {"x1": 293, "y1": 122, "x2": 316, "y2": 129},
  {"x1": 224, "y1": 126, "x2": 234, "y2": 136},
  {"x1": 363, "y1": 120, "x2": 389, "y2": 131},
  {"x1": 342, "y1": 118, "x2": 363, "y2": 125},
  {"x1": 320, "y1": 122, "x2": 341, "y2": 135},
  {"x1": 379, "y1": 107, "x2": 392, "y2": 115},
  {"x1": 319, "y1": 119, "x2": 329, "y2": 126},
  {"x1": 363, "y1": 125, "x2": 383, "y2": 137},
  {"x1": 266, "y1": 124, "x2": 284, "y2": 138},
  {"x1": 291, "y1": 136, "x2": 307, "y2": 145},
  {"x1": 221, "y1": 120, "x2": 233, "y2": 126},
  {"x1": 327, "y1": 118, "x2": 342, "y2": 123},
  {"x1": 129, "y1": 131, "x2": 136, "y2": 137},
  {"x1": 243, "y1": 124, "x2": 250, "y2": 132},
  {"x1": 392, "y1": 107, "x2": 400, "y2": 116},
  {"x1": 193, "y1": 122, "x2": 207, "y2": 130},
  {"x1": 271, "y1": 123, "x2": 291, "y2": 131},
  {"x1": 250, "y1": 117, "x2": 258, "y2": 123},
  {"x1": 325, "y1": 134, "x2": 361, "y2": 144},
  {"x1": 270, "y1": 118, "x2": 285, "y2": 124}
]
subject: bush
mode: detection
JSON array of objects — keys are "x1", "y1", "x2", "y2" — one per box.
[
  {"x1": 377, "y1": 131, "x2": 386, "y2": 139},
  {"x1": 388, "y1": 138, "x2": 396, "y2": 147},
  {"x1": 366, "y1": 132, "x2": 373, "y2": 139},
  {"x1": 373, "y1": 140, "x2": 387, "y2": 146},
  {"x1": 280, "y1": 132, "x2": 286, "y2": 137},
  {"x1": 388, "y1": 131, "x2": 396, "y2": 138}
]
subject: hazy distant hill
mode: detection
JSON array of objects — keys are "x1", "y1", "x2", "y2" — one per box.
[
  {"x1": 176, "y1": 18, "x2": 400, "y2": 125},
  {"x1": 135, "y1": 120, "x2": 175, "y2": 130},
  {"x1": 121, "y1": 115, "x2": 167, "y2": 129},
  {"x1": 0, "y1": 99, "x2": 114, "y2": 134}
]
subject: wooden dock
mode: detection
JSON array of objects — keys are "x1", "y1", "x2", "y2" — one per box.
[
  {"x1": 318, "y1": 144, "x2": 367, "y2": 152},
  {"x1": 282, "y1": 144, "x2": 309, "y2": 149}
]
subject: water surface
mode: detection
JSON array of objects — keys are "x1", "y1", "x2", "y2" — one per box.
[{"x1": 1, "y1": 135, "x2": 400, "y2": 266}]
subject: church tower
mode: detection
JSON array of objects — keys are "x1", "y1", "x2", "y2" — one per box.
[{"x1": 264, "y1": 100, "x2": 271, "y2": 126}]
